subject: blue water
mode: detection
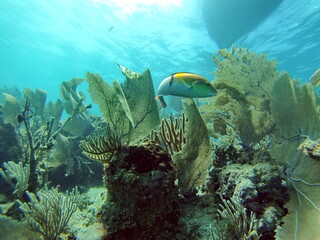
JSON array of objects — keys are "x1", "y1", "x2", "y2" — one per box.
[{"x1": 0, "y1": 0, "x2": 320, "y2": 103}]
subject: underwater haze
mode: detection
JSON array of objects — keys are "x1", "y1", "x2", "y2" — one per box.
[
  {"x1": 0, "y1": 0, "x2": 212, "y2": 101},
  {"x1": 0, "y1": 0, "x2": 319, "y2": 101}
]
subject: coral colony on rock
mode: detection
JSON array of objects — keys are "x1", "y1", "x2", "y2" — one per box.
[{"x1": 1, "y1": 46, "x2": 320, "y2": 240}]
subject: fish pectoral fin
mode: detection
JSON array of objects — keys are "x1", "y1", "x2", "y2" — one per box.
[
  {"x1": 155, "y1": 95, "x2": 167, "y2": 108},
  {"x1": 181, "y1": 79, "x2": 193, "y2": 88},
  {"x1": 192, "y1": 80, "x2": 200, "y2": 86},
  {"x1": 189, "y1": 80, "x2": 202, "y2": 89}
]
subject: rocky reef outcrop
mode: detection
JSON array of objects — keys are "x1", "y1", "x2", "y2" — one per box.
[{"x1": 100, "y1": 141, "x2": 181, "y2": 240}]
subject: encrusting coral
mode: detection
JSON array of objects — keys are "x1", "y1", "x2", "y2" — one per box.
[
  {"x1": 298, "y1": 138, "x2": 320, "y2": 161},
  {"x1": 99, "y1": 141, "x2": 181, "y2": 240},
  {"x1": 210, "y1": 163, "x2": 288, "y2": 239}
]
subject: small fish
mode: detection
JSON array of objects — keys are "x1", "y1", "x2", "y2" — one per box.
[
  {"x1": 309, "y1": 68, "x2": 320, "y2": 88},
  {"x1": 155, "y1": 72, "x2": 217, "y2": 108}
]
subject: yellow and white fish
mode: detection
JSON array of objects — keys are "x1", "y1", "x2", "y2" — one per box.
[{"x1": 155, "y1": 72, "x2": 217, "y2": 108}]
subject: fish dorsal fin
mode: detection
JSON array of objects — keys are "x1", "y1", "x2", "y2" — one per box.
[
  {"x1": 171, "y1": 72, "x2": 196, "y2": 75},
  {"x1": 171, "y1": 72, "x2": 196, "y2": 88},
  {"x1": 167, "y1": 72, "x2": 197, "y2": 79}
]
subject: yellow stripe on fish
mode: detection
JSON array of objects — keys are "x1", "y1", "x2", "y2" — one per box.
[{"x1": 155, "y1": 72, "x2": 217, "y2": 108}]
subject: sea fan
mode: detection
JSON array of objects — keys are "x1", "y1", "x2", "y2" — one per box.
[{"x1": 275, "y1": 143, "x2": 320, "y2": 240}]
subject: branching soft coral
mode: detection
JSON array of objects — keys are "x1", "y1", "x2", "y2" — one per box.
[
  {"x1": 17, "y1": 187, "x2": 79, "y2": 240},
  {"x1": 150, "y1": 113, "x2": 187, "y2": 155}
]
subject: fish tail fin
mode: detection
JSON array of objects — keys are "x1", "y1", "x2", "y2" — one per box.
[{"x1": 155, "y1": 95, "x2": 167, "y2": 108}]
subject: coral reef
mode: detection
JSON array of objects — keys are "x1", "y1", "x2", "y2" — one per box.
[
  {"x1": 69, "y1": 187, "x2": 106, "y2": 239},
  {"x1": 2, "y1": 50, "x2": 320, "y2": 240},
  {"x1": 208, "y1": 162, "x2": 288, "y2": 239},
  {"x1": 309, "y1": 68, "x2": 320, "y2": 88},
  {"x1": 201, "y1": 46, "x2": 320, "y2": 239},
  {"x1": 0, "y1": 78, "x2": 101, "y2": 204},
  {"x1": 99, "y1": 141, "x2": 181, "y2": 240},
  {"x1": 42, "y1": 99, "x2": 63, "y2": 133},
  {"x1": 47, "y1": 132, "x2": 103, "y2": 189},
  {"x1": 0, "y1": 86, "x2": 21, "y2": 104},
  {"x1": 1, "y1": 81, "x2": 93, "y2": 193}
]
